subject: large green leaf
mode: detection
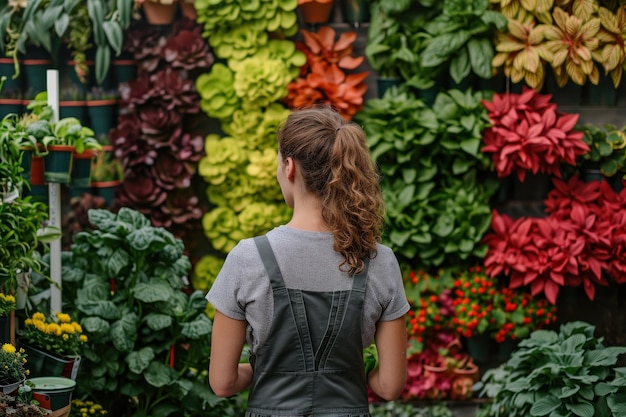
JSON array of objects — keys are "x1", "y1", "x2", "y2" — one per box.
[
  {"x1": 134, "y1": 282, "x2": 172, "y2": 303},
  {"x1": 111, "y1": 314, "x2": 139, "y2": 352},
  {"x1": 530, "y1": 395, "x2": 560, "y2": 416},
  {"x1": 126, "y1": 347, "x2": 155, "y2": 374}
]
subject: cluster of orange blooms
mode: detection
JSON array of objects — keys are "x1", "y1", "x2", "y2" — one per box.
[{"x1": 405, "y1": 266, "x2": 558, "y2": 348}]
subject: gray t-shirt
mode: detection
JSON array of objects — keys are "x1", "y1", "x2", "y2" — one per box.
[{"x1": 206, "y1": 225, "x2": 410, "y2": 354}]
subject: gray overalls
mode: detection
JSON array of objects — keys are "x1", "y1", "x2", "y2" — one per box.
[{"x1": 246, "y1": 235, "x2": 371, "y2": 417}]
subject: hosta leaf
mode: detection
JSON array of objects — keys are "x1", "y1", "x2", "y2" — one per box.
[
  {"x1": 565, "y1": 401, "x2": 594, "y2": 417},
  {"x1": 144, "y1": 361, "x2": 177, "y2": 388},
  {"x1": 126, "y1": 347, "x2": 155, "y2": 374},
  {"x1": 531, "y1": 395, "x2": 560, "y2": 416}
]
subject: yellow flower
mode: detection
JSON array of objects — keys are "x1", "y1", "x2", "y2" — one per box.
[
  {"x1": 2, "y1": 343, "x2": 16, "y2": 354},
  {"x1": 56, "y1": 312, "x2": 71, "y2": 323},
  {"x1": 80, "y1": 335, "x2": 88, "y2": 343},
  {"x1": 61, "y1": 323, "x2": 75, "y2": 334},
  {"x1": 32, "y1": 312, "x2": 45, "y2": 321},
  {"x1": 47, "y1": 322, "x2": 62, "y2": 336}
]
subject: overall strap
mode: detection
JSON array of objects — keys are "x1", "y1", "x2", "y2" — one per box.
[
  {"x1": 351, "y1": 258, "x2": 370, "y2": 292},
  {"x1": 253, "y1": 235, "x2": 285, "y2": 290}
]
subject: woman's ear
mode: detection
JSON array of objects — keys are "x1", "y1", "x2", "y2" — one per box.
[{"x1": 286, "y1": 157, "x2": 296, "y2": 181}]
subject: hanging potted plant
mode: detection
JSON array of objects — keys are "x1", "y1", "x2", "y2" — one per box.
[
  {"x1": 135, "y1": 0, "x2": 178, "y2": 25},
  {"x1": 298, "y1": 0, "x2": 335, "y2": 25},
  {"x1": 41, "y1": 117, "x2": 101, "y2": 184}
]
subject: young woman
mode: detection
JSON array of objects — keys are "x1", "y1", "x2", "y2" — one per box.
[{"x1": 207, "y1": 106, "x2": 410, "y2": 416}]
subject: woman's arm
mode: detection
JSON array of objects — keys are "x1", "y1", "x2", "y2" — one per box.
[
  {"x1": 209, "y1": 311, "x2": 253, "y2": 397},
  {"x1": 367, "y1": 316, "x2": 408, "y2": 401}
]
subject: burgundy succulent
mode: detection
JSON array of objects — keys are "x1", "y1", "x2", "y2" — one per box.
[{"x1": 163, "y1": 26, "x2": 214, "y2": 70}]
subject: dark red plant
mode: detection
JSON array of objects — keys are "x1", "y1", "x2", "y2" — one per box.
[
  {"x1": 481, "y1": 87, "x2": 589, "y2": 181},
  {"x1": 109, "y1": 20, "x2": 210, "y2": 245}
]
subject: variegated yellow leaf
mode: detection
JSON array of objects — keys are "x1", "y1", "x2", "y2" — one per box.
[
  {"x1": 535, "y1": 11, "x2": 553, "y2": 24},
  {"x1": 538, "y1": 45, "x2": 555, "y2": 62},
  {"x1": 525, "y1": 65, "x2": 545, "y2": 88},
  {"x1": 552, "y1": 7, "x2": 568, "y2": 30},
  {"x1": 507, "y1": 19, "x2": 527, "y2": 39},
  {"x1": 598, "y1": 7, "x2": 619, "y2": 33},
  {"x1": 518, "y1": 9, "x2": 536, "y2": 23},
  {"x1": 523, "y1": 49, "x2": 541, "y2": 72},
  {"x1": 528, "y1": 25, "x2": 548, "y2": 43},
  {"x1": 512, "y1": 52, "x2": 527, "y2": 71},
  {"x1": 501, "y1": 2, "x2": 520, "y2": 19},
  {"x1": 610, "y1": 67, "x2": 622, "y2": 88},
  {"x1": 520, "y1": 0, "x2": 536, "y2": 12},
  {"x1": 596, "y1": 30, "x2": 618, "y2": 43},
  {"x1": 580, "y1": 58, "x2": 594, "y2": 74},
  {"x1": 565, "y1": 15, "x2": 582, "y2": 37},
  {"x1": 579, "y1": 18, "x2": 601, "y2": 40},
  {"x1": 572, "y1": 0, "x2": 598, "y2": 21},
  {"x1": 536, "y1": 0, "x2": 554, "y2": 13},
  {"x1": 584, "y1": 38, "x2": 599, "y2": 51},
  {"x1": 589, "y1": 65, "x2": 600, "y2": 84},
  {"x1": 552, "y1": 48, "x2": 568, "y2": 66},
  {"x1": 566, "y1": 60, "x2": 586, "y2": 84},
  {"x1": 493, "y1": 52, "x2": 509, "y2": 68},
  {"x1": 543, "y1": 26, "x2": 562, "y2": 41},
  {"x1": 576, "y1": 47, "x2": 592, "y2": 62},
  {"x1": 603, "y1": 45, "x2": 621, "y2": 71},
  {"x1": 510, "y1": 68, "x2": 525, "y2": 83},
  {"x1": 497, "y1": 40, "x2": 526, "y2": 52}
]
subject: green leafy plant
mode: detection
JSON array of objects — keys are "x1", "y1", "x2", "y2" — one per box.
[
  {"x1": 575, "y1": 123, "x2": 626, "y2": 180},
  {"x1": 476, "y1": 321, "x2": 626, "y2": 417},
  {"x1": 60, "y1": 208, "x2": 242, "y2": 416},
  {"x1": 0, "y1": 197, "x2": 49, "y2": 294},
  {"x1": 356, "y1": 87, "x2": 497, "y2": 267},
  {"x1": 0, "y1": 0, "x2": 133, "y2": 84},
  {"x1": 419, "y1": 0, "x2": 507, "y2": 84},
  {"x1": 41, "y1": 117, "x2": 102, "y2": 154}
]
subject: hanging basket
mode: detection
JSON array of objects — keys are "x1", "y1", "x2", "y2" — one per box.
[{"x1": 43, "y1": 145, "x2": 75, "y2": 184}]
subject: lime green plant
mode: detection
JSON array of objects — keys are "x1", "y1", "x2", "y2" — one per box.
[
  {"x1": 576, "y1": 123, "x2": 626, "y2": 179},
  {"x1": 196, "y1": 0, "x2": 298, "y2": 44}
]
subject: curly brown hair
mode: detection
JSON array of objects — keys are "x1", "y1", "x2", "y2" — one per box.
[{"x1": 278, "y1": 106, "x2": 385, "y2": 275}]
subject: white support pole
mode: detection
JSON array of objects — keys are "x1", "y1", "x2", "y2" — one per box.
[{"x1": 47, "y1": 69, "x2": 62, "y2": 314}]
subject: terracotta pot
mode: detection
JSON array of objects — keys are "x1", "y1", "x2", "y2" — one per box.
[
  {"x1": 299, "y1": 0, "x2": 334, "y2": 24},
  {"x1": 142, "y1": 0, "x2": 177, "y2": 24},
  {"x1": 450, "y1": 360, "x2": 479, "y2": 400},
  {"x1": 30, "y1": 155, "x2": 45, "y2": 186},
  {"x1": 180, "y1": 0, "x2": 196, "y2": 19}
]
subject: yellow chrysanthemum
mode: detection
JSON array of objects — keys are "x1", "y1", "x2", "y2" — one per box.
[
  {"x1": 61, "y1": 323, "x2": 75, "y2": 334},
  {"x1": 2, "y1": 343, "x2": 16, "y2": 353},
  {"x1": 56, "y1": 312, "x2": 72, "y2": 323},
  {"x1": 32, "y1": 312, "x2": 45, "y2": 321}
]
